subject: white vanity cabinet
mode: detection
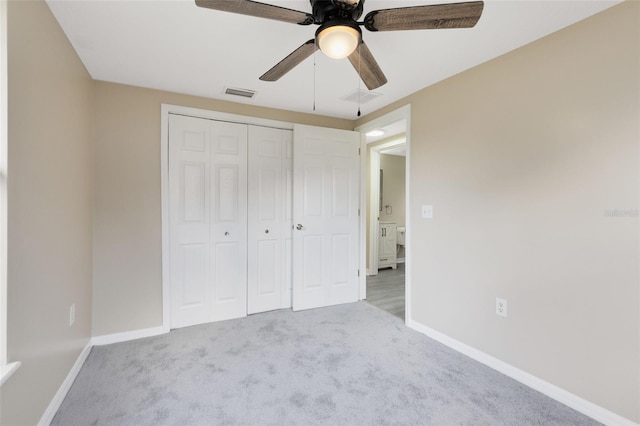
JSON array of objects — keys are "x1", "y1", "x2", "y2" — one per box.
[{"x1": 378, "y1": 222, "x2": 397, "y2": 270}]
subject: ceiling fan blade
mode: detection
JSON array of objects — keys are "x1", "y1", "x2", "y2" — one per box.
[
  {"x1": 260, "y1": 40, "x2": 317, "y2": 82},
  {"x1": 195, "y1": 0, "x2": 313, "y2": 25},
  {"x1": 348, "y1": 41, "x2": 387, "y2": 90},
  {"x1": 364, "y1": 1, "x2": 483, "y2": 32}
]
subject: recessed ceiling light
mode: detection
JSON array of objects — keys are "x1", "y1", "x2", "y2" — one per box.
[{"x1": 366, "y1": 129, "x2": 385, "y2": 137}]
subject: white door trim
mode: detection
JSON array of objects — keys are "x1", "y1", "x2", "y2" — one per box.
[
  {"x1": 355, "y1": 105, "x2": 412, "y2": 324},
  {"x1": 0, "y1": 0, "x2": 8, "y2": 372},
  {"x1": 161, "y1": 104, "x2": 294, "y2": 331},
  {"x1": 368, "y1": 147, "x2": 380, "y2": 276}
]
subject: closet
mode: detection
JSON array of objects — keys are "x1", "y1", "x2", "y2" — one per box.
[
  {"x1": 168, "y1": 114, "x2": 292, "y2": 329},
  {"x1": 165, "y1": 111, "x2": 361, "y2": 330}
]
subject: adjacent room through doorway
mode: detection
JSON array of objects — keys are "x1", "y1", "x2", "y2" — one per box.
[{"x1": 358, "y1": 113, "x2": 409, "y2": 321}]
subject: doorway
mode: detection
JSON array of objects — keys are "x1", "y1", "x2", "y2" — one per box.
[
  {"x1": 355, "y1": 106, "x2": 411, "y2": 323},
  {"x1": 367, "y1": 142, "x2": 406, "y2": 319}
]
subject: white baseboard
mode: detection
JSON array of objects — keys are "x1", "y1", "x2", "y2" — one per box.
[
  {"x1": 0, "y1": 361, "x2": 21, "y2": 386},
  {"x1": 91, "y1": 325, "x2": 168, "y2": 346},
  {"x1": 397, "y1": 258, "x2": 405, "y2": 263},
  {"x1": 38, "y1": 341, "x2": 92, "y2": 426},
  {"x1": 408, "y1": 319, "x2": 638, "y2": 426},
  {"x1": 37, "y1": 326, "x2": 169, "y2": 425}
]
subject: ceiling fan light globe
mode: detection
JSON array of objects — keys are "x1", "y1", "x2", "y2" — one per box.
[{"x1": 318, "y1": 26, "x2": 360, "y2": 59}]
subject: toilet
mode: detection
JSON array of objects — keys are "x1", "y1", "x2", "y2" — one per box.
[
  {"x1": 396, "y1": 227, "x2": 406, "y2": 262},
  {"x1": 396, "y1": 227, "x2": 405, "y2": 246}
]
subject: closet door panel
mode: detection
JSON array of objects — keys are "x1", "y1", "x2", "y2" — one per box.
[
  {"x1": 248, "y1": 126, "x2": 292, "y2": 314},
  {"x1": 169, "y1": 115, "x2": 211, "y2": 328},
  {"x1": 169, "y1": 115, "x2": 247, "y2": 328},
  {"x1": 292, "y1": 124, "x2": 360, "y2": 311},
  {"x1": 210, "y1": 121, "x2": 248, "y2": 322},
  {"x1": 282, "y1": 133, "x2": 294, "y2": 308}
]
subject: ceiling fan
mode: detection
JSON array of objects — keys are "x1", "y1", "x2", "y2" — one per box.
[{"x1": 195, "y1": 0, "x2": 484, "y2": 90}]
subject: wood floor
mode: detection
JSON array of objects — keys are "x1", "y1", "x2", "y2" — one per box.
[{"x1": 366, "y1": 263, "x2": 405, "y2": 319}]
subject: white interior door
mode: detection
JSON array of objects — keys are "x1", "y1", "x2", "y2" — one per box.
[
  {"x1": 169, "y1": 114, "x2": 247, "y2": 328},
  {"x1": 169, "y1": 115, "x2": 211, "y2": 328},
  {"x1": 292, "y1": 124, "x2": 360, "y2": 311},
  {"x1": 247, "y1": 126, "x2": 293, "y2": 314},
  {"x1": 210, "y1": 119, "x2": 248, "y2": 322}
]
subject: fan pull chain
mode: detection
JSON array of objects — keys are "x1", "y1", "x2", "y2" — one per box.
[
  {"x1": 357, "y1": 41, "x2": 361, "y2": 117},
  {"x1": 313, "y1": 48, "x2": 317, "y2": 112}
]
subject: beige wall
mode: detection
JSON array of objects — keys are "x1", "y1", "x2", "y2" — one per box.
[
  {"x1": 1, "y1": 1, "x2": 94, "y2": 424},
  {"x1": 379, "y1": 154, "x2": 406, "y2": 227},
  {"x1": 92, "y1": 81, "x2": 353, "y2": 336},
  {"x1": 358, "y1": 2, "x2": 639, "y2": 422}
]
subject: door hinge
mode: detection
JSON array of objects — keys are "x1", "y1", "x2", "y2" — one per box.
[
  {"x1": 358, "y1": 269, "x2": 360, "y2": 277},
  {"x1": 358, "y1": 147, "x2": 361, "y2": 155},
  {"x1": 358, "y1": 208, "x2": 360, "y2": 216}
]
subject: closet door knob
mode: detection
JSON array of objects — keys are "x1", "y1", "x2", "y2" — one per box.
[
  {"x1": 296, "y1": 224, "x2": 304, "y2": 230},
  {"x1": 265, "y1": 229, "x2": 269, "y2": 234},
  {"x1": 224, "y1": 232, "x2": 229, "y2": 236}
]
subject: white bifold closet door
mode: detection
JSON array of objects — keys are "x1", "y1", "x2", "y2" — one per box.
[
  {"x1": 169, "y1": 114, "x2": 248, "y2": 328},
  {"x1": 168, "y1": 116, "x2": 359, "y2": 328},
  {"x1": 292, "y1": 124, "x2": 360, "y2": 311},
  {"x1": 247, "y1": 126, "x2": 293, "y2": 314}
]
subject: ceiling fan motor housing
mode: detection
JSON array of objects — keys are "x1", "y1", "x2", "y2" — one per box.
[
  {"x1": 315, "y1": 20, "x2": 362, "y2": 40},
  {"x1": 311, "y1": 0, "x2": 365, "y2": 24}
]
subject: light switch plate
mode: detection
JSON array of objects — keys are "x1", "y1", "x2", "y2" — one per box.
[
  {"x1": 422, "y1": 205, "x2": 433, "y2": 219},
  {"x1": 69, "y1": 303, "x2": 75, "y2": 326}
]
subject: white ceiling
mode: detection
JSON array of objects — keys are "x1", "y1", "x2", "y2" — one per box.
[
  {"x1": 368, "y1": 119, "x2": 406, "y2": 155},
  {"x1": 365, "y1": 119, "x2": 406, "y2": 143},
  {"x1": 46, "y1": 0, "x2": 621, "y2": 120},
  {"x1": 380, "y1": 145, "x2": 406, "y2": 157}
]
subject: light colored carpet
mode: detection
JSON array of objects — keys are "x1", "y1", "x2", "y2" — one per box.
[{"x1": 53, "y1": 302, "x2": 599, "y2": 425}]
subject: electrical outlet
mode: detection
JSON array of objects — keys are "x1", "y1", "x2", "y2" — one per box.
[
  {"x1": 496, "y1": 298, "x2": 507, "y2": 317},
  {"x1": 422, "y1": 205, "x2": 433, "y2": 219},
  {"x1": 69, "y1": 303, "x2": 75, "y2": 326}
]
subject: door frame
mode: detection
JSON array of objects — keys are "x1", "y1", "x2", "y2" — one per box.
[
  {"x1": 160, "y1": 104, "x2": 293, "y2": 331},
  {"x1": 355, "y1": 105, "x2": 412, "y2": 324}
]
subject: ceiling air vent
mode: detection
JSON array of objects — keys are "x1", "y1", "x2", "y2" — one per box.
[
  {"x1": 341, "y1": 89, "x2": 382, "y2": 104},
  {"x1": 224, "y1": 87, "x2": 256, "y2": 99}
]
